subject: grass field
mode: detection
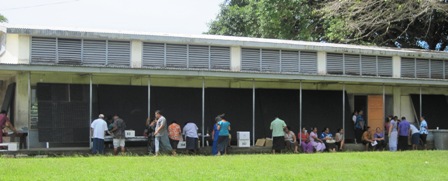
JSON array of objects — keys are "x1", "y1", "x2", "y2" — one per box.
[{"x1": 1, "y1": 151, "x2": 447, "y2": 180}]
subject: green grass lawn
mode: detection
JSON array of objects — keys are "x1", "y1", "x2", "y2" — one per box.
[{"x1": 1, "y1": 151, "x2": 447, "y2": 180}]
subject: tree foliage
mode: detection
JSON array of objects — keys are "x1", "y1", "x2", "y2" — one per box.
[
  {"x1": 207, "y1": 0, "x2": 448, "y2": 51},
  {"x1": 0, "y1": 14, "x2": 7, "y2": 23}
]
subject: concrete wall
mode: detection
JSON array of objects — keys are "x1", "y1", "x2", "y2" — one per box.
[{"x1": 0, "y1": 34, "x2": 30, "y2": 64}]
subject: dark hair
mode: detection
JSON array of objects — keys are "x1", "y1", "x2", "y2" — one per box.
[
  {"x1": 220, "y1": 114, "x2": 226, "y2": 120},
  {"x1": 0, "y1": 110, "x2": 6, "y2": 114},
  {"x1": 401, "y1": 116, "x2": 406, "y2": 120},
  {"x1": 364, "y1": 126, "x2": 370, "y2": 131},
  {"x1": 155, "y1": 110, "x2": 162, "y2": 115},
  {"x1": 421, "y1": 116, "x2": 425, "y2": 119},
  {"x1": 113, "y1": 114, "x2": 119, "y2": 117},
  {"x1": 336, "y1": 128, "x2": 342, "y2": 132},
  {"x1": 171, "y1": 120, "x2": 177, "y2": 124},
  {"x1": 286, "y1": 126, "x2": 291, "y2": 131}
]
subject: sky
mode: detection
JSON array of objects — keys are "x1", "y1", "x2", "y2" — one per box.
[{"x1": 0, "y1": 0, "x2": 223, "y2": 34}]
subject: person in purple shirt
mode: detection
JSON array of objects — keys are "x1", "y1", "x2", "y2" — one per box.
[
  {"x1": 373, "y1": 127, "x2": 386, "y2": 151},
  {"x1": 397, "y1": 116, "x2": 410, "y2": 151}
]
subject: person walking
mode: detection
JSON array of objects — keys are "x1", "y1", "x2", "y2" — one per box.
[
  {"x1": 90, "y1": 114, "x2": 108, "y2": 154},
  {"x1": 217, "y1": 114, "x2": 231, "y2": 155},
  {"x1": 211, "y1": 115, "x2": 222, "y2": 155},
  {"x1": 110, "y1": 114, "x2": 126, "y2": 155},
  {"x1": 270, "y1": 116, "x2": 286, "y2": 154},
  {"x1": 419, "y1": 116, "x2": 428, "y2": 150},
  {"x1": 397, "y1": 116, "x2": 410, "y2": 151},
  {"x1": 388, "y1": 116, "x2": 399, "y2": 151},
  {"x1": 183, "y1": 121, "x2": 199, "y2": 154},
  {"x1": 154, "y1": 110, "x2": 175, "y2": 156},
  {"x1": 168, "y1": 120, "x2": 182, "y2": 154}
]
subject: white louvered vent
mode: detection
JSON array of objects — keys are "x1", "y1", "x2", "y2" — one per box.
[
  {"x1": 416, "y1": 59, "x2": 430, "y2": 78},
  {"x1": 300, "y1": 51, "x2": 317, "y2": 74},
  {"x1": 142, "y1": 43, "x2": 164, "y2": 67},
  {"x1": 430, "y1": 60, "x2": 444, "y2": 79},
  {"x1": 31, "y1": 37, "x2": 57, "y2": 63},
  {"x1": 344, "y1": 54, "x2": 360, "y2": 75},
  {"x1": 166, "y1": 44, "x2": 187, "y2": 68},
  {"x1": 401, "y1": 58, "x2": 416, "y2": 78},
  {"x1": 377, "y1": 56, "x2": 392, "y2": 77},
  {"x1": 210, "y1": 46, "x2": 230, "y2": 70},
  {"x1": 83, "y1": 40, "x2": 106, "y2": 65},
  {"x1": 361, "y1": 55, "x2": 377, "y2": 76},
  {"x1": 188, "y1": 45, "x2": 209, "y2": 69},
  {"x1": 241, "y1": 48, "x2": 261, "y2": 71},
  {"x1": 261, "y1": 49, "x2": 280, "y2": 72},
  {"x1": 327, "y1": 53, "x2": 344, "y2": 75},
  {"x1": 281, "y1": 50, "x2": 299, "y2": 73},
  {"x1": 107, "y1": 41, "x2": 130, "y2": 66},
  {"x1": 57, "y1": 38, "x2": 81, "y2": 64}
]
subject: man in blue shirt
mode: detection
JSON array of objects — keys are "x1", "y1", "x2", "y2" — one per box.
[
  {"x1": 397, "y1": 116, "x2": 410, "y2": 151},
  {"x1": 420, "y1": 116, "x2": 428, "y2": 150},
  {"x1": 354, "y1": 110, "x2": 365, "y2": 144}
]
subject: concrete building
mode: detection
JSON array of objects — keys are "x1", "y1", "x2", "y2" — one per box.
[{"x1": 1, "y1": 25, "x2": 447, "y2": 149}]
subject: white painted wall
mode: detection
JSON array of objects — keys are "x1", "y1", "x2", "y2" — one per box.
[
  {"x1": 230, "y1": 46, "x2": 241, "y2": 71},
  {"x1": 131, "y1": 40, "x2": 142, "y2": 68},
  {"x1": 317, "y1": 51, "x2": 326, "y2": 75}
]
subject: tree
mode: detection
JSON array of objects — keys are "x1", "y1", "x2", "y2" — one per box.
[
  {"x1": 0, "y1": 14, "x2": 7, "y2": 23},
  {"x1": 207, "y1": 0, "x2": 448, "y2": 51}
]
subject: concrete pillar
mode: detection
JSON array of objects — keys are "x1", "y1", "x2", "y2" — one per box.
[
  {"x1": 393, "y1": 87, "x2": 401, "y2": 116},
  {"x1": 392, "y1": 56, "x2": 401, "y2": 78},
  {"x1": 14, "y1": 72, "x2": 30, "y2": 130},
  {"x1": 131, "y1": 40, "x2": 143, "y2": 68},
  {"x1": 230, "y1": 46, "x2": 241, "y2": 71},
  {"x1": 317, "y1": 51, "x2": 327, "y2": 75}
]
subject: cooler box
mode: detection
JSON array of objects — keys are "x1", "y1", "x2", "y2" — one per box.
[
  {"x1": 237, "y1": 131, "x2": 250, "y2": 140},
  {"x1": 125, "y1": 130, "x2": 135, "y2": 138},
  {"x1": 237, "y1": 139, "x2": 250, "y2": 147}
]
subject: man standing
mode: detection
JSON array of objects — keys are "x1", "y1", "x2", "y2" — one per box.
[
  {"x1": 397, "y1": 116, "x2": 410, "y2": 151},
  {"x1": 183, "y1": 121, "x2": 199, "y2": 154},
  {"x1": 90, "y1": 114, "x2": 108, "y2": 154},
  {"x1": 154, "y1": 110, "x2": 174, "y2": 156},
  {"x1": 420, "y1": 116, "x2": 428, "y2": 150},
  {"x1": 355, "y1": 110, "x2": 365, "y2": 144},
  {"x1": 270, "y1": 116, "x2": 286, "y2": 154},
  {"x1": 110, "y1": 114, "x2": 126, "y2": 155},
  {"x1": 168, "y1": 120, "x2": 182, "y2": 154}
]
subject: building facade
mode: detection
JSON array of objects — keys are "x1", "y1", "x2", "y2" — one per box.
[{"x1": 1, "y1": 25, "x2": 447, "y2": 149}]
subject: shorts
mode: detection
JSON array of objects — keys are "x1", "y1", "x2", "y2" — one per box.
[
  {"x1": 272, "y1": 136, "x2": 285, "y2": 151},
  {"x1": 420, "y1": 134, "x2": 427, "y2": 144},
  {"x1": 412, "y1": 133, "x2": 420, "y2": 145},
  {"x1": 113, "y1": 138, "x2": 125, "y2": 148}
]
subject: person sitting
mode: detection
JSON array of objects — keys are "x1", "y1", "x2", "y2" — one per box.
[
  {"x1": 335, "y1": 128, "x2": 345, "y2": 151},
  {"x1": 361, "y1": 127, "x2": 374, "y2": 151},
  {"x1": 373, "y1": 127, "x2": 386, "y2": 151},
  {"x1": 0, "y1": 111, "x2": 17, "y2": 146},
  {"x1": 299, "y1": 127, "x2": 313, "y2": 153},
  {"x1": 310, "y1": 127, "x2": 326, "y2": 152},
  {"x1": 284, "y1": 126, "x2": 298, "y2": 153},
  {"x1": 320, "y1": 127, "x2": 336, "y2": 152}
]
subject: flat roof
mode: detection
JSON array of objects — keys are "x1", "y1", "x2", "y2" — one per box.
[{"x1": 3, "y1": 24, "x2": 448, "y2": 60}]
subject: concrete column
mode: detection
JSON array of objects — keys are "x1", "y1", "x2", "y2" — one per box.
[
  {"x1": 18, "y1": 35, "x2": 31, "y2": 64},
  {"x1": 131, "y1": 40, "x2": 143, "y2": 68},
  {"x1": 392, "y1": 56, "x2": 401, "y2": 78},
  {"x1": 230, "y1": 46, "x2": 241, "y2": 71},
  {"x1": 14, "y1": 72, "x2": 30, "y2": 130},
  {"x1": 317, "y1": 51, "x2": 327, "y2": 75},
  {"x1": 393, "y1": 87, "x2": 401, "y2": 116}
]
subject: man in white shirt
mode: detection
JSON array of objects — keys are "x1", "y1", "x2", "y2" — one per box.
[{"x1": 91, "y1": 114, "x2": 108, "y2": 154}]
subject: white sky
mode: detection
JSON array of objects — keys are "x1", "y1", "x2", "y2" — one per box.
[{"x1": 0, "y1": 0, "x2": 223, "y2": 34}]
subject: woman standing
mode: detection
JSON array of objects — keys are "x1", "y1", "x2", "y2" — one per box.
[
  {"x1": 211, "y1": 115, "x2": 221, "y2": 155},
  {"x1": 388, "y1": 116, "x2": 398, "y2": 151},
  {"x1": 217, "y1": 114, "x2": 231, "y2": 155},
  {"x1": 310, "y1": 127, "x2": 326, "y2": 152}
]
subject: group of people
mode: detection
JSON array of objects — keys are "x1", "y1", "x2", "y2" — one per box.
[
  {"x1": 353, "y1": 110, "x2": 429, "y2": 152},
  {"x1": 270, "y1": 117, "x2": 346, "y2": 154}
]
